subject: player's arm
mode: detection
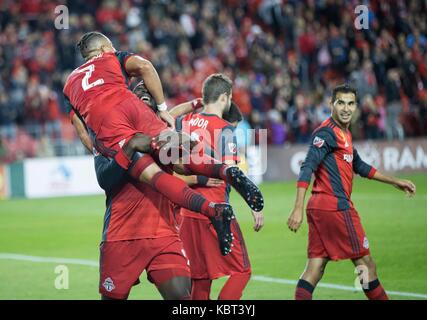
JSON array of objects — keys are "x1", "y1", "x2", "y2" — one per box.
[
  {"x1": 352, "y1": 148, "x2": 377, "y2": 179},
  {"x1": 370, "y1": 171, "x2": 416, "y2": 195},
  {"x1": 71, "y1": 113, "x2": 93, "y2": 153},
  {"x1": 124, "y1": 55, "x2": 175, "y2": 128},
  {"x1": 173, "y1": 172, "x2": 223, "y2": 187},
  {"x1": 288, "y1": 129, "x2": 336, "y2": 232},
  {"x1": 353, "y1": 148, "x2": 416, "y2": 195},
  {"x1": 220, "y1": 125, "x2": 264, "y2": 231},
  {"x1": 169, "y1": 98, "x2": 203, "y2": 118},
  {"x1": 63, "y1": 94, "x2": 93, "y2": 153}
]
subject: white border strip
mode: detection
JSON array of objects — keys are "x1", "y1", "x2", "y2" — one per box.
[{"x1": 1, "y1": 253, "x2": 426, "y2": 299}]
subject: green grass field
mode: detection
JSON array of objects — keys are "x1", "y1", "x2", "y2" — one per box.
[{"x1": 1, "y1": 174, "x2": 426, "y2": 300}]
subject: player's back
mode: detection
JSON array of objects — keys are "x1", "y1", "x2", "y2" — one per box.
[
  {"x1": 177, "y1": 111, "x2": 239, "y2": 219},
  {"x1": 63, "y1": 51, "x2": 137, "y2": 134},
  {"x1": 308, "y1": 117, "x2": 356, "y2": 211}
]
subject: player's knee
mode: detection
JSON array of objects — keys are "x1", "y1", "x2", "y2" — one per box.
[
  {"x1": 236, "y1": 270, "x2": 252, "y2": 282},
  {"x1": 158, "y1": 276, "x2": 192, "y2": 300},
  {"x1": 308, "y1": 264, "x2": 326, "y2": 277}
]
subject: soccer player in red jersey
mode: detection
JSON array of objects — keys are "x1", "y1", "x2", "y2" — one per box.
[
  {"x1": 174, "y1": 74, "x2": 264, "y2": 300},
  {"x1": 63, "y1": 31, "x2": 264, "y2": 255},
  {"x1": 287, "y1": 84, "x2": 416, "y2": 300},
  {"x1": 93, "y1": 134, "x2": 191, "y2": 300}
]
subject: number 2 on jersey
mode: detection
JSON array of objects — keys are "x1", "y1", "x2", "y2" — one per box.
[{"x1": 79, "y1": 64, "x2": 104, "y2": 91}]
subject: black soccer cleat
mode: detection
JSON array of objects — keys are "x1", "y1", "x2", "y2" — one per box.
[
  {"x1": 226, "y1": 166, "x2": 264, "y2": 212},
  {"x1": 210, "y1": 203, "x2": 235, "y2": 256}
]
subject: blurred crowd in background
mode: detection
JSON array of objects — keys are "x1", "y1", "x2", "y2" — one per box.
[{"x1": 1, "y1": 0, "x2": 427, "y2": 163}]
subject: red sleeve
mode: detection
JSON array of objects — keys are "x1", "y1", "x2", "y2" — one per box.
[
  {"x1": 297, "y1": 181, "x2": 310, "y2": 189},
  {"x1": 69, "y1": 109, "x2": 75, "y2": 122},
  {"x1": 367, "y1": 167, "x2": 377, "y2": 179},
  {"x1": 114, "y1": 148, "x2": 132, "y2": 170},
  {"x1": 115, "y1": 51, "x2": 143, "y2": 75}
]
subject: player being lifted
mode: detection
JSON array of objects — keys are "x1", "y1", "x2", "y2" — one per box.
[
  {"x1": 287, "y1": 84, "x2": 416, "y2": 300},
  {"x1": 63, "y1": 31, "x2": 264, "y2": 255}
]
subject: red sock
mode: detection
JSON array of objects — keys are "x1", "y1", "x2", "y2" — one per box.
[
  {"x1": 218, "y1": 272, "x2": 251, "y2": 300},
  {"x1": 183, "y1": 154, "x2": 229, "y2": 181},
  {"x1": 151, "y1": 171, "x2": 217, "y2": 217},
  {"x1": 363, "y1": 279, "x2": 389, "y2": 300},
  {"x1": 192, "y1": 279, "x2": 212, "y2": 300},
  {"x1": 295, "y1": 279, "x2": 314, "y2": 300}
]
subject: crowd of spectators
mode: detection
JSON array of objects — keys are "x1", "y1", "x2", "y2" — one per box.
[{"x1": 1, "y1": 0, "x2": 427, "y2": 163}]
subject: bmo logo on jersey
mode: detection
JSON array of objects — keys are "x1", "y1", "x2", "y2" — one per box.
[
  {"x1": 313, "y1": 136, "x2": 325, "y2": 148},
  {"x1": 189, "y1": 117, "x2": 209, "y2": 130},
  {"x1": 343, "y1": 154, "x2": 353, "y2": 163}
]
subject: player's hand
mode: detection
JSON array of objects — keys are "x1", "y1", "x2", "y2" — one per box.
[
  {"x1": 393, "y1": 179, "x2": 416, "y2": 197},
  {"x1": 287, "y1": 207, "x2": 303, "y2": 233},
  {"x1": 191, "y1": 98, "x2": 203, "y2": 110},
  {"x1": 252, "y1": 210, "x2": 264, "y2": 232},
  {"x1": 206, "y1": 178, "x2": 224, "y2": 187},
  {"x1": 158, "y1": 110, "x2": 176, "y2": 130}
]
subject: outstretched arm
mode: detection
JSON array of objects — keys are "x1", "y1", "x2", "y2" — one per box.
[
  {"x1": 353, "y1": 148, "x2": 416, "y2": 195},
  {"x1": 173, "y1": 173, "x2": 224, "y2": 187},
  {"x1": 169, "y1": 98, "x2": 203, "y2": 119},
  {"x1": 371, "y1": 171, "x2": 416, "y2": 196}
]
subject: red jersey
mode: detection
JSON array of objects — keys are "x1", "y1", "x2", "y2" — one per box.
[
  {"x1": 176, "y1": 111, "x2": 239, "y2": 220},
  {"x1": 297, "y1": 117, "x2": 377, "y2": 211},
  {"x1": 63, "y1": 51, "x2": 138, "y2": 135},
  {"x1": 95, "y1": 151, "x2": 177, "y2": 241}
]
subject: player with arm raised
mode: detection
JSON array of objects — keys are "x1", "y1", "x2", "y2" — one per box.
[
  {"x1": 64, "y1": 32, "x2": 264, "y2": 255},
  {"x1": 287, "y1": 84, "x2": 416, "y2": 300}
]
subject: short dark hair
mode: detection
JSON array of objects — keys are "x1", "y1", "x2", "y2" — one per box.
[
  {"x1": 331, "y1": 84, "x2": 358, "y2": 103},
  {"x1": 223, "y1": 101, "x2": 243, "y2": 123},
  {"x1": 202, "y1": 73, "x2": 233, "y2": 105},
  {"x1": 77, "y1": 31, "x2": 108, "y2": 60}
]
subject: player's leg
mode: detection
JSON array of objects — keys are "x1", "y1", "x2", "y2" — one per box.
[
  {"x1": 151, "y1": 130, "x2": 263, "y2": 212},
  {"x1": 99, "y1": 241, "x2": 148, "y2": 300},
  {"x1": 218, "y1": 271, "x2": 251, "y2": 300},
  {"x1": 138, "y1": 160, "x2": 218, "y2": 218},
  {"x1": 138, "y1": 161, "x2": 234, "y2": 255},
  {"x1": 352, "y1": 255, "x2": 388, "y2": 300},
  {"x1": 153, "y1": 275, "x2": 192, "y2": 300},
  {"x1": 147, "y1": 238, "x2": 192, "y2": 300},
  {"x1": 171, "y1": 156, "x2": 264, "y2": 212},
  {"x1": 295, "y1": 258, "x2": 329, "y2": 300},
  {"x1": 191, "y1": 279, "x2": 212, "y2": 300},
  {"x1": 217, "y1": 219, "x2": 252, "y2": 300}
]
